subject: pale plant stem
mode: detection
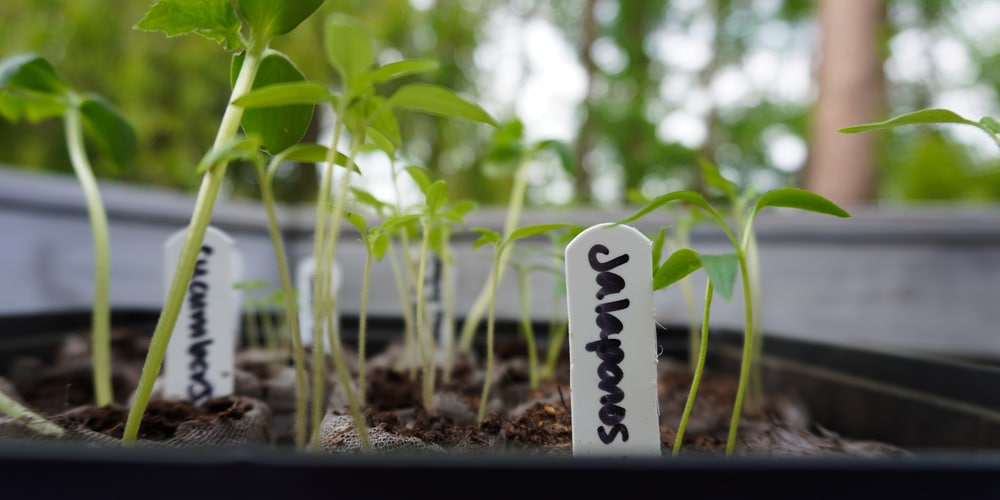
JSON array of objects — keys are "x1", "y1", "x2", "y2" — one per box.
[
  {"x1": 673, "y1": 280, "x2": 713, "y2": 456},
  {"x1": 475, "y1": 245, "x2": 504, "y2": 423},
  {"x1": 123, "y1": 42, "x2": 265, "y2": 446},
  {"x1": 458, "y1": 157, "x2": 529, "y2": 352},
  {"x1": 414, "y1": 220, "x2": 436, "y2": 410},
  {"x1": 386, "y1": 240, "x2": 417, "y2": 375},
  {"x1": 439, "y1": 230, "x2": 456, "y2": 383},
  {"x1": 358, "y1": 250, "x2": 371, "y2": 404},
  {"x1": 258, "y1": 165, "x2": 309, "y2": 450},
  {"x1": 725, "y1": 253, "x2": 754, "y2": 456},
  {"x1": 0, "y1": 391, "x2": 64, "y2": 437},
  {"x1": 63, "y1": 104, "x2": 112, "y2": 407}
]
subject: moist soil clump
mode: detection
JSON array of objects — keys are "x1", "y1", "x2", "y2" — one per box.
[{"x1": 0, "y1": 327, "x2": 909, "y2": 456}]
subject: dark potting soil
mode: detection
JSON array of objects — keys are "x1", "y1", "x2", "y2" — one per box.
[{"x1": 0, "y1": 326, "x2": 909, "y2": 457}]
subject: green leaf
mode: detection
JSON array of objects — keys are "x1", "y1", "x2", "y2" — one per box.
[
  {"x1": 618, "y1": 190, "x2": 718, "y2": 225},
  {"x1": 507, "y1": 223, "x2": 573, "y2": 244},
  {"x1": 371, "y1": 231, "x2": 391, "y2": 260},
  {"x1": 444, "y1": 199, "x2": 477, "y2": 223},
  {"x1": 0, "y1": 53, "x2": 68, "y2": 95},
  {"x1": 324, "y1": 13, "x2": 374, "y2": 80},
  {"x1": 197, "y1": 135, "x2": 261, "y2": 173},
  {"x1": 653, "y1": 249, "x2": 702, "y2": 291},
  {"x1": 839, "y1": 108, "x2": 979, "y2": 134},
  {"x1": 236, "y1": 0, "x2": 324, "y2": 38},
  {"x1": 0, "y1": 90, "x2": 64, "y2": 123},
  {"x1": 382, "y1": 213, "x2": 421, "y2": 233},
  {"x1": 267, "y1": 143, "x2": 359, "y2": 178},
  {"x1": 233, "y1": 51, "x2": 314, "y2": 153},
  {"x1": 751, "y1": 188, "x2": 852, "y2": 219},
  {"x1": 404, "y1": 165, "x2": 434, "y2": 194},
  {"x1": 234, "y1": 81, "x2": 331, "y2": 108},
  {"x1": 389, "y1": 83, "x2": 499, "y2": 127},
  {"x1": 699, "y1": 252, "x2": 739, "y2": 302},
  {"x1": 350, "y1": 187, "x2": 387, "y2": 212},
  {"x1": 472, "y1": 228, "x2": 501, "y2": 249},
  {"x1": 365, "y1": 97, "x2": 402, "y2": 148},
  {"x1": 370, "y1": 59, "x2": 439, "y2": 84},
  {"x1": 980, "y1": 116, "x2": 1000, "y2": 135},
  {"x1": 651, "y1": 226, "x2": 667, "y2": 273},
  {"x1": 344, "y1": 211, "x2": 367, "y2": 234},
  {"x1": 698, "y1": 157, "x2": 738, "y2": 200},
  {"x1": 79, "y1": 96, "x2": 138, "y2": 170},
  {"x1": 425, "y1": 180, "x2": 448, "y2": 213},
  {"x1": 134, "y1": 0, "x2": 243, "y2": 51}
]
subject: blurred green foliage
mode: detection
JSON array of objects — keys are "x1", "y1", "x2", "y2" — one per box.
[{"x1": 1, "y1": 0, "x2": 999, "y2": 206}]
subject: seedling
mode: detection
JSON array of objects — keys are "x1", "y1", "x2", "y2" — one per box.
[
  {"x1": 0, "y1": 53, "x2": 137, "y2": 408},
  {"x1": 472, "y1": 222, "x2": 573, "y2": 423},
  {"x1": 841, "y1": 108, "x2": 1000, "y2": 151},
  {"x1": 619, "y1": 187, "x2": 850, "y2": 454},
  {"x1": 123, "y1": 0, "x2": 326, "y2": 447},
  {"x1": 458, "y1": 120, "x2": 573, "y2": 353},
  {"x1": 0, "y1": 391, "x2": 64, "y2": 438}
]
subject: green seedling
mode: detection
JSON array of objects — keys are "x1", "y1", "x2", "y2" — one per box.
[
  {"x1": 0, "y1": 53, "x2": 137, "y2": 408},
  {"x1": 650, "y1": 248, "x2": 738, "y2": 455},
  {"x1": 471, "y1": 223, "x2": 574, "y2": 423},
  {"x1": 841, "y1": 108, "x2": 1000, "y2": 151},
  {"x1": 234, "y1": 278, "x2": 271, "y2": 350},
  {"x1": 458, "y1": 120, "x2": 573, "y2": 353},
  {"x1": 619, "y1": 187, "x2": 849, "y2": 455},
  {"x1": 124, "y1": 0, "x2": 326, "y2": 447}
]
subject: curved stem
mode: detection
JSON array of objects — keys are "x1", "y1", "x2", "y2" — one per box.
[
  {"x1": 123, "y1": 41, "x2": 266, "y2": 446},
  {"x1": 725, "y1": 252, "x2": 754, "y2": 456},
  {"x1": 63, "y1": 104, "x2": 112, "y2": 407},
  {"x1": 672, "y1": 280, "x2": 713, "y2": 456},
  {"x1": 0, "y1": 391, "x2": 64, "y2": 437},
  {"x1": 414, "y1": 219, "x2": 436, "y2": 410},
  {"x1": 358, "y1": 251, "x2": 372, "y2": 404},
  {"x1": 258, "y1": 164, "x2": 309, "y2": 450}
]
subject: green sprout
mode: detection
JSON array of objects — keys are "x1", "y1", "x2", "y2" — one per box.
[
  {"x1": 620, "y1": 187, "x2": 850, "y2": 455},
  {"x1": 0, "y1": 53, "x2": 137, "y2": 409},
  {"x1": 471, "y1": 222, "x2": 573, "y2": 423}
]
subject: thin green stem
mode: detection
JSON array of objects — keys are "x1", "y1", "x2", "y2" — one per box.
[
  {"x1": 415, "y1": 219, "x2": 436, "y2": 410},
  {"x1": 63, "y1": 103, "x2": 112, "y2": 407},
  {"x1": 358, "y1": 250, "x2": 372, "y2": 404},
  {"x1": 0, "y1": 391, "x2": 64, "y2": 437},
  {"x1": 325, "y1": 312, "x2": 371, "y2": 449},
  {"x1": 516, "y1": 267, "x2": 539, "y2": 390},
  {"x1": 725, "y1": 252, "x2": 754, "y2": 456},
  {"x1": 673, "y1": 280, "x2": 713, "y2": 456},
  {"x1": 475, "y1": 246, "x2": 503, "y2": 423},
  {"x1": 123, "y1": 40, "x2": 266, "y2": 446},
  {"x1": 258, "y1": 164, "x2": 309, "y2": 450},
  {"x1": 458, "y1": 156, "x2": 529, "y2": 353}
]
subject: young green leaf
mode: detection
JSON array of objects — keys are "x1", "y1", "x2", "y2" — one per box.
[
  {"x1": 531, "y1": 139, "x2": 574, "y2": 175},
  {"x1": 425, "y1": 180, "x2": 448, "y2": 213},
  {"x1": 472, "y1": 228, "x2": 501, "y2": 249},
  {"x1": 839, "y1": 108, "x2": 979, "y2": 133},
  {"x1": 653, "y1": 248, "x2": 702, "y2": 291},
  {"x1": 651, "y1": 226, "x2": 667, "y2": 274},
  {"x1": 344, "y1": 211, "x2": 367, "y2": 234},
  {"x1": 371, "y1": 231, "x2": 391, "y2": 260},
  {"x1": 0, "y1": 53, "x2": 68, "y2": 95},
  {"x1": 233, "y1": 81, "x2": 331, "y2": 108},
  {"x1": 980, "y1": 116, "x2": 1000, "y2": 135},
  {"x1": 506, "y1": 223, "x2": 574, "y2": 244},
  {"x1": 233, "y1": 51, "x2": 314, "y2": 153},
  {"x1": 370, "y1": 59, "x2": 439, "y2": 84},
  {"x1": 197, "y1": 135, "x2": 261, "y2": 173},
  {"x1": 79, "y1": 96, "x2": 138, "y2": 170},
  {"x1": 698, "y1": 252, "x2": 738, "y2": 301},
  {"x1": 445, "y1": 199, "x2": 477, "y2": 223},
  {"x1": 618, "y1": 190, "x2": 718, "y2": 225},
  {"x1": 751, "y1": 187, "x2": 852, "y2": 219},
  {"x1": 324, "y1": 14, "x2": 374, "y2": 81},
  {"x1": 134, "y1": 0, "x2": 243, "y2": 51},
  {"x1": 404, "y1": 165, "x2": 434, "y2": 194},
  {"x1": 389, "y1": 83, "x2": 499, "y2": 127},
  {"x1": 698, "y1": 157, "x2": 738, "y2": 200},
  {"x1": 236, "y1": 0, "x2": 324, "y2": 39}
]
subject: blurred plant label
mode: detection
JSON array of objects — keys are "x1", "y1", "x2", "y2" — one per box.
[
  {"x1": 565, "y1": 223, "x2": 661, "y2": 457},
  {"x1": 297, "y1": 256, "x2": 341, "y2": 352},
  {"x1": 423, "y1": 253, "x2": 455, "y2": 363},
  {"x1": 164, "y1": 225, "x2": 240, "y2": 405}
]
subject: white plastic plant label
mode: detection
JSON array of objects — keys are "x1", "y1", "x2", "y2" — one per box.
[
  {"x1": 163, "y1": 225, "x2": 240, "y2": 405},
  {"x1": 565, "y1": 223, "x2": 661, "y2": 457},
  {"x1": 296, "y1": 255, "x2": 341, "y2": 352}
]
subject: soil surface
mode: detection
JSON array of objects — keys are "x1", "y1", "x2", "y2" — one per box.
[{"x1": 0, "y1": 326, "x2": 909, "y2": 457}]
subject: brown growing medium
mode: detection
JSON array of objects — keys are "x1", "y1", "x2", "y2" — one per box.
[{"x1": 0, "y1": 327, "x2": 908, "y2": 457}]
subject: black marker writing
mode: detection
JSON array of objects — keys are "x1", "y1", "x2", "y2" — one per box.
[
  {"x1": 585, "y1": 244, "x2": 630, "y2": 444},
  {"x1": 187, "y1": 245, "x2": 214, "y2": 404}
]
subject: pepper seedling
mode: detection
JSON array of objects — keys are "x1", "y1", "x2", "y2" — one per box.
[
  {"x1": 619, "y1": 187, "x2": 850, "y2": 455},
  {"x1": 0, "y1": 53, "x2": 137, "y2": 409}
]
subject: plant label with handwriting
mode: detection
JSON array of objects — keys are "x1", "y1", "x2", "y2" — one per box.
[
  {"x1": 163, "y1": 225, "x2": 240, "y2": 405},
  {"x1": 565, "y1": 223, "x2": 661, "y2": 456},
  {"x1": 297, "y1": 255, "x2": 342, "y2": 352}
]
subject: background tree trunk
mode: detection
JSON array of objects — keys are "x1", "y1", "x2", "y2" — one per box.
[{"x1": 803, "y1": 0, "x2": 886, "y2": 206}]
